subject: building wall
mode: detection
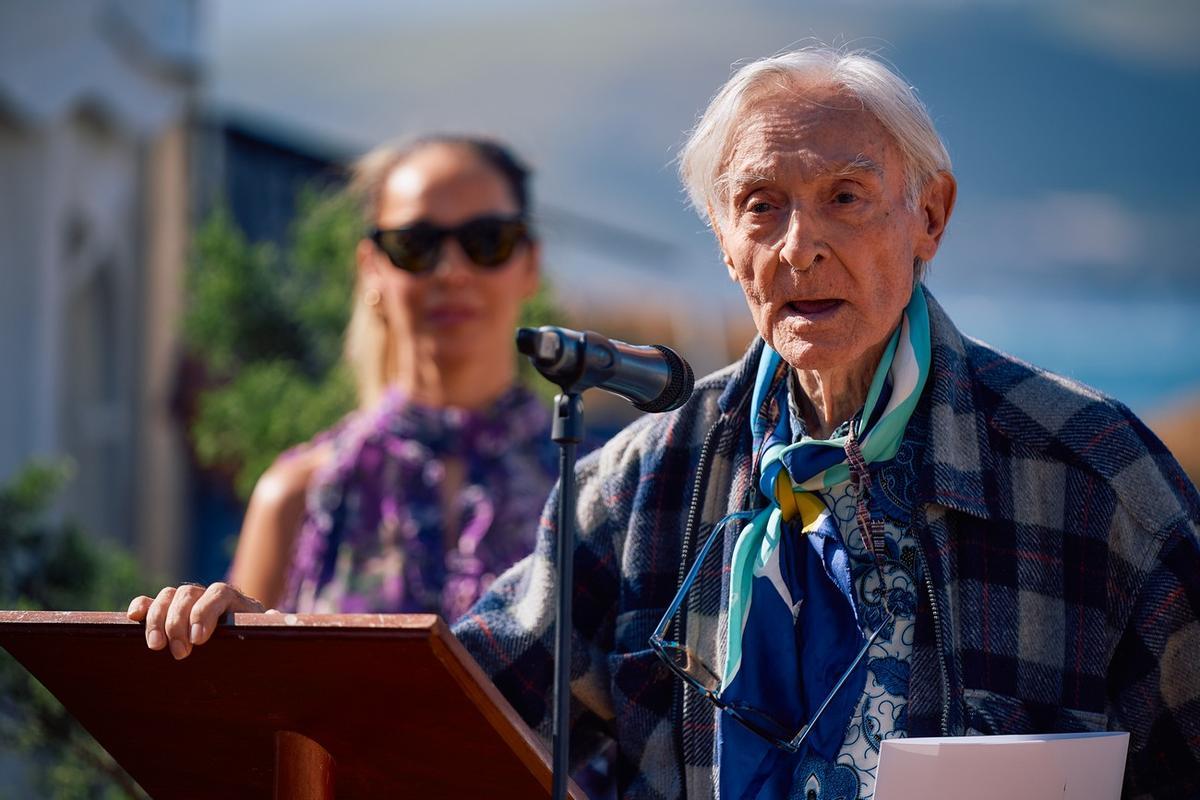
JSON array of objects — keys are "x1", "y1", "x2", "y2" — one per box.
[
  {"x1": 55, "y1": 109, "x2": 141, "y2": 547},
  {"x1": 136, "y1": 123, "x2": 189, "y2": 578},
  {"x1": 0, "y1": 0, "x2": 199, "y2": 579},
  {"x1": 0, "y1": 118, "x2": 47, "y2": 481}
]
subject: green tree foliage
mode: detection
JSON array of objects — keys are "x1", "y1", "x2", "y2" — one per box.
[
  {"x1": 516, "y1": 262, "x2": 567, "y2": 399},
  {"x1": 193, "y1": 360, "x2": 356, "y2": 500},
  {"x1": 186, "y1": 189, "x2": 565, "y2": 502},
  {"x1": 185, "y1": 191, "x2": 360, "y2": 500},
  {"x1": 0, "y1": 462, "x2": 150, "y2": 799}
]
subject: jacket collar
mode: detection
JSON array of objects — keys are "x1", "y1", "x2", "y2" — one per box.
[
  {"x1": 909, "y1": 287, "x2": 994, "y2": 520},
  {"x1": 717, "y1": 337, "x2": 765, "y2": 416}
]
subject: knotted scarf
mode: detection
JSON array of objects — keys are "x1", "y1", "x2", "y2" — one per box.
[{"x1": 718, "y1": 289, "x2": 931, "y2": 800}]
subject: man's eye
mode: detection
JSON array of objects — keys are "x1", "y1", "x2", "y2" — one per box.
[
  {"x1": 834, "y1": 192, "x2": 858, "y2": 204},
  {"x1": 748, "y1": 201, "x2": 773, "y2": 214}
]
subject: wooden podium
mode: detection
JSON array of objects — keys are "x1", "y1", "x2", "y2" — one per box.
[{"x1": 0, "y1": 611, "x2": 583, "y2": 799}]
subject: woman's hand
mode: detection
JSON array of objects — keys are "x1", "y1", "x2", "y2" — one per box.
[{"x1": 126, "y1": 582, "x2": 275, "y2": 660}]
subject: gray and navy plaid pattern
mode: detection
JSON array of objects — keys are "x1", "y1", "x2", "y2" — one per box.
[{"x1": 453, "y1": 288, "x2": 1200, "y2": 799}]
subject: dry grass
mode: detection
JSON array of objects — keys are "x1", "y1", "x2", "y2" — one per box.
[{"x1": 1149, "y1": 393, "x2": 1200, "y2": 487}]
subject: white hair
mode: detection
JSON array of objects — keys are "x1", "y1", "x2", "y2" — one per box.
[{"x1": 679, "y1": 47, "x2": 951, "y2": 226}]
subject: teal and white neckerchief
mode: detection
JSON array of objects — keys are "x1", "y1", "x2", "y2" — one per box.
[{"x1": 717, "y1": 288, "x2": 931, "y2": 800}]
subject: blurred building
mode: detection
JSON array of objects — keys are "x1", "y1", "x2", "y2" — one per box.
[
  {"x1": 192, "y1": 116, "x2": 348, "y2": 246},
  {"x1": 0, "y1": 0, "x2": 200, "y2": 578}
]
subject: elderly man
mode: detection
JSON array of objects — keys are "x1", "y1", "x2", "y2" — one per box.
[
  {"x1": 132, "y1": 48, "x2": 1199, "y2": 799},
  {"x1": 452, "y1": 49, "x2": 1200, "y2": 799}
]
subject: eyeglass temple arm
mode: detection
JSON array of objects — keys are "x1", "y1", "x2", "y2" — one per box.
[
  {"x1": 784, "y1": 611, "x2": 892, "y2": 751},
  {"x1": 650, "y1": 511, "x2": 756, "y2": 643}
]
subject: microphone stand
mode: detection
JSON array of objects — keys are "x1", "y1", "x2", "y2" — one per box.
[
  {"x1": 516, "y1": 324, "x2": 692, "y2": 800},
  {"x1": 549, "y1": 390, "x2": 583, "y2": 800},
  {"x1": 517, "y1": 327, "x2": 592, "y2": 800}
]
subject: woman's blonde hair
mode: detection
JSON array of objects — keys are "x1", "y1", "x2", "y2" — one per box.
[{"x1": 342, "y1": 135, "x2": 533, "y2": 408}]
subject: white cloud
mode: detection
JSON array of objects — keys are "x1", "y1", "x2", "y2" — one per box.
[
  {"x1": 949, "y1": 191, "x2": 1142, "y2": 270},
  {"x1": 1025, "y1": 192, "x2": 1141, "y2": 267},
  {"x1": 784, "y1": 0, "x2": 1200, "y2": 71},
  {"x1": 1044, "y1": 0, "x2": 1200, "y2": 71}
]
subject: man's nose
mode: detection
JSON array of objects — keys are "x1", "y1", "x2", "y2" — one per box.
[{"x1": 777, "y1": 207, "x2": 825, "y2": 271}]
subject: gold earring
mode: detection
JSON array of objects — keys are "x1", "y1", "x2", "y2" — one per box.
[{"x1": 364, "y1": 287, "x2": 381, "y2": 307}]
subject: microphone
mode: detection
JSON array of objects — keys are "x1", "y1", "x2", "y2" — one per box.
[{"x1": 516, "y1": 326, "x2": 694, "y2": 412}]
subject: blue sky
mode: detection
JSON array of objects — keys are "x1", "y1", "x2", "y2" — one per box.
[{"x1": 205, "y1": 0, "x2": 1200, "y2": 412}]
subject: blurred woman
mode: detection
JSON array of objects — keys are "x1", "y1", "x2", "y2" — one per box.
[
  {"x1": 225, "y1": 134, "x2": 556, "y2": 621},
  {"x1": 130, "y1": 136, "x2": 616, "y2": 796}
]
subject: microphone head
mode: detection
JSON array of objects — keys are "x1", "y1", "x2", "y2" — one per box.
[{"x1": 634, "y1": 345, "x2": 694, "y2": 413}]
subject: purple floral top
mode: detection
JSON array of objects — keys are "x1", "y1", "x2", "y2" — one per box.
[{"x1": 281, "y1": 386, "x2": 557, "y2": 621}]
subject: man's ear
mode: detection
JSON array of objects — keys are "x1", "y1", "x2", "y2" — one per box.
[
  {"x1": 706, "y1": 203, "x2": 737, "y2": 281},
  {"x1": 914, "y1": 171, "x2": 957, "y2": 264}
]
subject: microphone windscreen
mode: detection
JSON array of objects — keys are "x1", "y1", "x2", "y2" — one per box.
[{"x1": 634, "y1": 346, "x2": 694, "y2": 413}]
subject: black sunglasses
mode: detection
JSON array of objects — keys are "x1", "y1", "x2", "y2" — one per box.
[{"x1": 369, "y1": 215, "x2": 530, "y2": 275}]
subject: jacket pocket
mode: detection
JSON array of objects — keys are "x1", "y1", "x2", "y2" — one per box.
[
  {"x1": 606, "y1": 647, "x2": 677, "y2": 783},
  {"x1": 609, "y1": 609, "x2": 676, "y2": 727},
  {"x1": 962, "y1": 688, "x2": 1108, "y2": 736}
]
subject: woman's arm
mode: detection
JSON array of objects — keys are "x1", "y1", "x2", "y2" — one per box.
[{"x1": 228, "y1": 443, "x2": 331, "y2": 608}]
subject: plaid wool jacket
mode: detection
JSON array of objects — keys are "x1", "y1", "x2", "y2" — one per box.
[{"x1": 453, "y1": 289, "x2": 1200, "y2": 799}]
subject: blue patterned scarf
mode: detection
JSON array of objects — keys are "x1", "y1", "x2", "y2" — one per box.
[{"x1": 718, "y1": 289, "x2": 931, "y2": 800}]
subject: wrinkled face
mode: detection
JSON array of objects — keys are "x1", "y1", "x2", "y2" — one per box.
[
  {"x1": 712, "y1": 82, "x2": 939, "y2": 374},
  {"x1": 360, "y1": 144, "x2": 539, "y2": 369}
]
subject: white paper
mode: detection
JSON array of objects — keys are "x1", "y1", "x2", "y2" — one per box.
[{"x1": 874, "y1": 731, "x2": 1129, "y2": 800}]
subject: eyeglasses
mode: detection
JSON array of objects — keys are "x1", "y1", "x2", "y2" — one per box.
[
  {"x1": 369, "y1": 214, "x2": 529, "y2": 274},
  {"x1": 649, "y1": 510, "x2": 895, "y2": 753}
]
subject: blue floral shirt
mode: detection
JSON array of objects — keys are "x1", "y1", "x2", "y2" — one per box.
[{"x1": 781, "y1": 480, "x2": 919, "y2": 800}]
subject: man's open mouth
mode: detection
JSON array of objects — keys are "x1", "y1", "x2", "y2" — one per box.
[{"x1": 786, "y1": 299, "x2": 843, "y2": 316}]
